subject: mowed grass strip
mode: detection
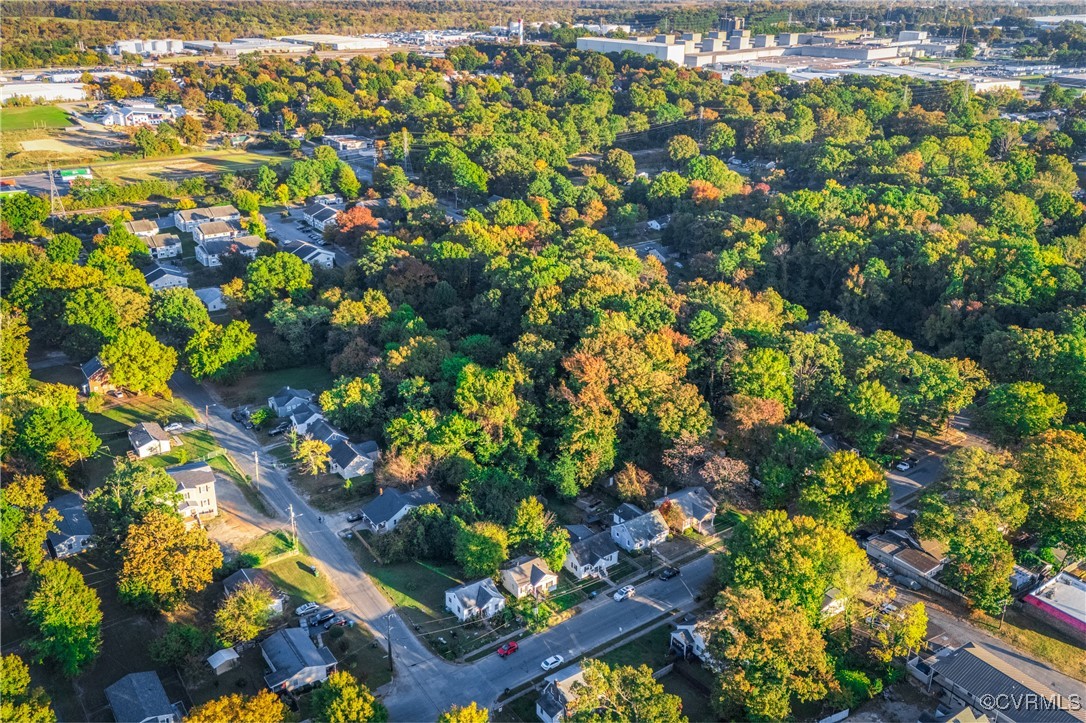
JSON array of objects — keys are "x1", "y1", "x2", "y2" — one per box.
[{"x1": 0, "y1": 105, "x2": 73, "y2": 131}]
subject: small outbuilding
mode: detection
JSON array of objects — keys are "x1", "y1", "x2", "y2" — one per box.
[{"x1": 207, "y1": 647, "x2": 240, "y2": 676}]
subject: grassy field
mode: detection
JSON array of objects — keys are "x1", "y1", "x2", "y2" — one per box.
[
  {"x1": 0, "y1": 105, "x2": 73, "y2": 131},
  {"x1": 262, "y1": 553, "x2": 335, "y2": 607},
  {"x1": 211, "y1": 364, "x2": 336, "y2": 409},
  {"x1": 599, "y1": 624, "x2": 674, "y2": 670},
  {"x1": 970, "y1": 607, "x2": 1086, "y2": 681},
  {"x1": 86, "y1": 149, "x2": 290, "y2": 184},
  {"x1": 241, "y1": 529, "x2": 301, "y2": 562}
]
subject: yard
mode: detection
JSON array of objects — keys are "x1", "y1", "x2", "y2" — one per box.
[
  {"x1": 210, "y1": 364, "x2": 335, "y2": 409},
  {"x1": 239, "y1": 532, "x2": 335, "y2": 608},
  {"x1": 291, "y1": 469, "x2": 376, "y2": 513},
  {"x1": 0, "y1": 105, "x2": 74, "y2": 131},
  {"x1": 599, "y1": 624, "x2": 674, "y2": 670}
]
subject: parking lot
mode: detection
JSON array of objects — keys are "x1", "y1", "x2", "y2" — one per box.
[{"x1": 263, "y1": 206, "x2": 354, "y2": 267}]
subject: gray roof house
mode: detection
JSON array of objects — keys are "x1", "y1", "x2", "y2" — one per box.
[
  {"x1": 655, "y1": 487, "x2": 718, "y2": 533},
  {"x1": 501, "y1": 555, "x2": 559, "y2": 599},
  {"x1": 128, "y1": 422, "x2": 172, "y2": 459},
  {"x1": 81, "y1": 356, "x2": 114, "y2": 395},
  {"x1": 45, "y1": 493, "x2": 95, "y2": 559},
  {"x1": 166, "y1": 462, "x2": 218, "y2": 521},
  {"x1": 288, "y1": 241, "x2": 336, "y2": 268},
  {"x1": 143, "y1": 263, "x2": 188, "y2": 291},
  {"x1": 104, "y1": 671, "x2": 180, "y2": 723},
  {"x1": 268, "y1": 386, "x2": 315, "y2": 417},
  {"x1": 303, "y1": 203, "x2": 340, "y2": 232},
  {"x1": 445, "y1": 578, "x2": 506, "y2": 622},
  {"x1": 307, "y1": 419, "x2": 347, "y2": 447},
  {"x1": 329, "y1": 439, "x2": 379, "y2": 480},
  {"x1": 289, "y1": 401, "x2": 324, "y2": 434},
  {"x1": 222, "y1": 568, "x2": 285, "y2": 615},
  {"x1": 358, "y1": 486, "x2": 440, "y2": 534},
  {"x1": 261, "y1": 627, "x2": 337, "y2": 693},
  {"x1": 564, "y1": 531, "x2": 620, "y2": 580},
  {"x1": 610, "y1": 509, "x2": 669, "y2": 553},
  {"x1": 536, "y1": 664, "x2": 585, "y2": 723},
  {"x1": 612, "y1": 502, "x2": 645, "y2": 525}
]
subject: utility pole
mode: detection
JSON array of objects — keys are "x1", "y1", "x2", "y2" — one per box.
[
  {"x1": 204, "y1": 404, "x2": 209, "y2": 432},
  {"x1": 288, "y1": 504, "x2": 299, "y2": 551},
  {"x1": 386, "y1": 616, "x2": 394, "y2": 673},
  {"x1": 47, "y1": 162, "x2": 65, "y2": 223},
  {"x1": 254, "y1": 451, "x2": 260, "y2": 488}
]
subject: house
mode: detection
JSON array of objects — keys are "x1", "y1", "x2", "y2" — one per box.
[
  {"x1": 309, "y1": 193, "x2": 344, "y2": 207},
  {"x1": 195, "y1": 234, "x2": 261, "y2": 267},
  {"x1": 166, "y1": 462, "x2": 218, "y2": 520},
  {"x1": 289, "y1": 402, "x2": 324, "y2": 434},
  {"x1": 670, "y1": 623, "x2": 719, "y2": 670},
  {"x1": 564, "y1": 531, "x2": 620, "y2": 580},
  {"x1": 122, "y1": 218, "x2": 160, "y2": 237},
  {"x1": 821, "y1": 587, "x2": 848, "y2": 619},
  {"x1": 612, "y1": 502, "x2": 646, "y2": 525},
  {"x1": 303, "y1": 203, "x2": 340, "y2": 232},
  {"x1": 194, "y1": 286, "x2": 226, "y2": 312},
  {"x1": 307, "y1": 419, "x2": 347, "y2": 447},
  {"x1": 221, "y1": 568, "x2": 285, "y2": 615},
  {"x1": 289, "y1": 241, "x2": 336, "y2": 268},
  {"x1": 104, "y1": 671, "x2": 181, "y2": 723},
  {"x1": 261, "y1": 627, "x2": 337, "y2": 693},
  {"x1": 129, "y1": 422, "x2": 172, "y2": 458},
  {"x1": 102, "y1": 100, "x2": 185, "y2": 127},
  {"x1": 193, "y1": 220, "x2": 238, "y2": 244},
  {"x1": 207, "y1": 647, "x2": 240, "y2": 676},
  {"x1": 564, "y1": 524, "x2": 594, "y2": 543},
  {"x1": 174, "y1": 204, "x2": 241, "y2": 233},
  {"x1": 144, "y1": 233, "x2": 182, "y2": 260},
  {"x1": 268, "y1": 387, "x2": 316, "y2": 417},
  {"x1": 45, "y1": 493, "x2": 94, "y2": 559},
  {"x1": 445, "y1": 578, "x2": 506, "y2": 622},
  {"x1": 610, "y1": 510, "x2": 669, "y2": 553},
  {"x1": 655, "y1": 487, "x2": 717, "y2": 534},
  {"x1": 501, "y1": 555, "x2": 559, "y2": 599},
  {"x1": 144, "y1": 263, "x2": 188, "y2": 291},
  {"x1": 909, "y1": 642, "x2": 1081, "y2": 723},
  {"x1": 329, "y1": 439, "x2": 380, "y2": 480},
  {"x1": 866, "y1": 532, "x2": 946, "y2": 580},
  {"x1": 358, "y1": 486, "x2": 440, "y2": 534},
  {"x1": 536, "y1": 664, "x2": 585, "y2": 723},
  {"x1": 80, "y1": 356, "x2": 114, "y2": 395}
]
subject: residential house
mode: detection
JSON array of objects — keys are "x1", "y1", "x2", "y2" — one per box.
[
  {"x1": 289, "y1": 402, "x2": 324, "y2": 435},
  {"x1": 501, "y1": 555, "x2": 559, "y2": 599},
  {"x1": 174, "y1": 204, "x2": 241, "y2": 233},
  {"x1": 166, "y1": 462, "x2": 218, "y2": 520},
  {"x1": 122, "y1": 218, "x2": 160, "y2": 237},
  {"x1": 195, "y1": 234, "x2": 261, "y2": 267},
  {"x1": 670, "y1": 622, "x2": 720, "y2": 671},
  {"x1": 268, "y1": 387, "x2": 315, "y2": 417},
  {"x1": 564, "y1": 524, "x2": 594, "y2": 543},
  {"x1": 307, "y1": 419, "x2": 347, "y2": 447},
  {"x1": 610, "y1": 510, "x2": 669, "y2": 553},
  {"x1": 104, "y1": 671, "x2": 181, "y2": 723},
  {"x1": 536, "y1": 664, "x2": 585, "y2": 723},
  {"x1": 261, "y1": 627, "x2": 337, "y2": 693},
  {"x1": 309, "y1": 193, "x2": 344, "y2": 207},
  {"x1": 329, "y1": 439, "x2": 380, "y2": 480},
  {"x1": 129, "y1": 422, "x2": 172, "y2": 458},
  {"x1": 194, "y1": 286, "x2": 227, "y2": 312},
  {"x1": 445, "y1": 578, "x2": 506, "y2": 622},
  {"x1": 221, "y1": 568, "x2": 285, "y2": 615},
  {"x1": 289, "y1": 241, "x2": 336, "y2": 268},
  {"x1": 612, "y1": 502, "x2": 646, "y2": 525},
  {"x1": 102, "y1": 100, "x2": 185, "y2": 127},
  {"x1": 303, "y1": 203, "x2": 340, "y2": 232},
  {"x1": 655, "y1": 487, "x2": 718, "y2": 534},
  {"x1": 564, "y1": 531, "x2": 620, "y2": 580},
  {"x1": 357, "y1": 486, "x2": 440, "y2": 534},
  {"x1": 821, "y1": 587, "x2": 848, "y2": 619},
  {"x1": 80, "y1": 356, "x2": 114, "y2": 395},
  {"x1": 866, "y1": 532, "x2": 946, "y2": 580},
  {"x1": 144, "y1": 263, "x2": 188, "y2": 291},
  {"x1": 45, "y1": 493, "x2": 94, "y2": 559},
  {"x1": 144, "y1": 233, "x2": 182, "y2": 260},
  {"x1": 908, "y1": 642, "x2": 1081, "y2": 723},
  {"x1": 193, "y1": 220, "x2": 238, "y2": 244}
]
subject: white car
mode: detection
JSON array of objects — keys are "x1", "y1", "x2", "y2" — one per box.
[
  {"x1": 295, "y1": 602, "x2": 319, "y2": 617},
  {"x1": 163, "y1": 422, "x2": 184, "y2": 433},
  {"x1": 613, "y1": 585, "x2": 635, "y2": 602},
  {"x1": 540, "y1": 655, "x2": 564, "y2": 671}
]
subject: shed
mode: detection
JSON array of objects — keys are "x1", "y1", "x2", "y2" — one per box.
[{"x1": 207, "y1": 647, "x2": 240, "y2": 676}]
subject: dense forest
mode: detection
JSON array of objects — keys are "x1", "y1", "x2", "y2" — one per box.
[{"x1": 1, "y1": 39, "x2": 1084, "y2": 721}]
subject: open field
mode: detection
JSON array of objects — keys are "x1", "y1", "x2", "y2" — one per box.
[
  {"x1": 211, "y1": 364, "x2": 335, "y2": 409},
  {"x1": 87, "y1": 150, "x2": 289, "y2": 184},
  {"x1": 0, "y1": 105, "x2": 73, "y2": 131}
]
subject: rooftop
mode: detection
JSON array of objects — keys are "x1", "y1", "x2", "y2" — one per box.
[
  {"x1": 615, "y1": 509, "x2": 669, "y2": 542},
  {"x1": 176, "y1": 204, "x2": 239, "y2": 223},
  {"x1": 104, "y1": 672, "x2": 175, "y2": 723},
  {"x1": 196, "y1": 220, "x2": 237, "y2": 236},
  {"x1": 166, "y1": 461, "x2": 215, "y2": 490},
  {"x1": 261, "y1": 627, "x2": 337, "y2": 689},
  {"x1": 361, "y1": 486, "x2": 440, "y2": 526},
  {"x1": 129, "y1": 421, "x2": 170, "y2": 447},
  {"x1": 1024, "y1": 572, "x2": 1086, "y2": 634},
  {"x1": 46, "y1": 492, "x2": 94, "y2": 544},
  {"x1": 569, "y1": 531, "x2": 619, "y2": 566},
  {"x1": 446, "y1": 577, "x2": 503, "y2": 609},
  {"x1": 503, "y1": 555, "x2": 556, "y2": 587}
]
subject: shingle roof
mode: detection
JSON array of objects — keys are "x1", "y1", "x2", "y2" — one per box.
[
  {"x1": 144, "y1": 263, "x2": 186, "y2": 285},
  {"x1": 166, "y1": 461, "x2": 214, "y2": 490},
  {"x1": 129, "y1": 422, "x2": 170, "y2": 448},
  {"x1": 305, "y1": 204, "x2": 339, "y2": 222},
  {"x1": 199, "y1": 235, "x2": 261, "y2": 257},
  {"x1": 329, "y1": 440, "x2": 366, "y2": 470},
  {"x1": 615, "y1": 510, "x2": 669, "y2": 543},
  {"x1": 270, "y1": 386, "x2": 314, "y2": 409},
  {"x1": 194, "y1": 287, "x2": 224, "y2": 307},
  {"x1": 613, "y1": 502, "x2": 645, "y2": 523},
  {"x1": 361, "y1": 486, "x2": 439, "y2": 526},
  {"x1": 656, "y1": 487, "x2": 717, "y2": 523},
  {"x1": 289, "y1": 241, "x2": 332, "y2": 262},
  {"x1": 447, "y1": 578, "x2": 503, "y2": 610},
  {"x1": 290, "y1": 402, "x2": 323, "y2": 425},
  {"x1": 537, "y1": 665, "x2": 584, "y2": 719},
  {"x1": 177, "y1": 204, "x2": 240, "y2": 224},
  {"x1": 222, "y1": 568, "x2": 279, "y2": 598},
  {"x1": 504, "y1": 555, "x2": 556, "y2": 588},
  {"x1": 145, "y1": 232, "x2": 181, "y2": 249},
  {"x1": 569, "y1": 531, "x2": 619, "y2": 567},
  {"x1": 196, "y1": 220, "x2": 236, "y2": 237},
  {"x1": 81, "y1": 356, "x2": 107, "y2": 380},
  {"x1": 307, "y1": 419, "x2": 346, "y2": 446},
  {"x1": 46, "y1": 493, "x2": 94, "y2": 545},
  {"x1": 124, "y1": 218, "x2": 159, "y2": 235},
  {"x1": 262, "y1": 628, "x2": 336, "y2": 689},
  {"x1": 104, "y1": 671, "x2": 174, "y2": 723}
]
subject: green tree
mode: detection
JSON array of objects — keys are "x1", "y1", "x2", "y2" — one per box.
[
  {"x1": 25, "y1": 560, "x2": 102, "y2": 676},
  {"x1": 214, "y1": 582, "x2": 275, "y2": 646},
  {"x1": 705, "y1": 122, "x2": 736, "y2": 154},
  {"x1": 295, "y1": 439, "x2": 331, "y2": 476},
  {"x1": 982, "y1": 382, "x2": 1066, "y2": 443},
  {"x1": 319, "y1": 374, "x2": 382, "y2": 434},
  {"x1": 0, "y1": 474, "x2": 61, "y2": 575},
  {"x1": 245, "y1": 252, "x2": 313, "y2": 302},
  {"x1": 118, "y1": 510, "x2": 223, "y2": 610},
  {"x1": 842, "y1": 380, "x2": 900, "y2": 456},
  {"x1": 567, "y1": 659, "x2": 686, "y2": 723},
  {"x1": 309, "y1": 670, "x2": 387, "y2": 723},
  {"x1": 0, "y1": 654, "x2": 55, "y2": 723},
  {"x1": 942, "y1": 511, "x2": 1016, "y2": 614},
  {"x1": 85, "y1": 460, "x2": 182, "y2": 543},
  {"x1": 509, "y1": 497, "x2": 572, "y2": 573},
  {"x1": 334, "y1": 162, "x2": 361, "y2": 199},
  {"x1": 600, "y1": 149, "x2": 636, "y2": 183},
  {"x1": 0, "y1": 303, "x2": 32, "y2": 397},
  {"x1": 232, "y1": 189, "x2": 261, "y2": 213},
  {"x1": 185, "y1": 321, "x2": 259, "y2": 381},
  {"x1": 955, "y1": 43, "x2": 976, "y2": 59},
  {"x1": 150, "y1": 623, "x2": 211, "y2": 671},
  {"x1": 700, "y1": 587, "x2": 836, "y2": 721},
  {"x1": 871, "y1": 602, "x2": 928, "y2": 664},
  {"x1": 666, "y1": 134, "x2": 700, "y2": 167},
  {"x1": 454, "y1": 520, "x2": 509, "y2": 578},
  {"x1": 1017, "y1": 430, "x2": 1086, "y2": 559},
  {"x1": 45, "y1": 233, "x2": 81, "y2": 264},
  {"x1": 756, "y1": 423, "x2": 826, "y2": 507},
  {"x1": 15, "y1": 406, "x2": 101, "y2": 480},
  {"x1": 732, "y1": 347, "x2": 794, "y2": 410},
  {"x1": 150, "y1": 287, "x2": 211, "y2": 344},
  {"x1": 0, "y1": 192, "x2": 49, "y2": 236},
  {"x1": 99, "y1": 328, "x2": 178, "y2": 395},
  {"x1": 799, "y1": 451, "x2": 889, "y2": 531},
  {"x1": 426, "y1": 144, "x2": 488, "y2": 197},
  {"x1": 256, "y1": 165, "x2": 279, "y2": 200}
]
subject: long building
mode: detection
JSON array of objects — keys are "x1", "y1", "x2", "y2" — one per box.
[
  {"x1": 0, "y1": 82, "x2": 85, "y2": 103},
  {"x1": 183, "y1": 38, "x2": 307, "y2": 56},
  {"x1": 277, "y1": 34, "x2": 388, "y2": 51}
]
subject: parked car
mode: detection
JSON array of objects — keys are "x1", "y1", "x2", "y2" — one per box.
[
  {"x1": 231, "y1": 408, "x2": 250, "y2": 422},
  {"x1": 268, "y1": 422, "x2": 290, "y2": 436},
  {"x1": 109, "y1": 390, "x2": 127, "y2": 399},
  {"x1": 295, "y1": 602, "x2": 319, "y2": 616},
  {"x1": 659, "y1": 567, "x2": 681, "y2": 580},
  {"x1": 893, "y1": 574, "x2": 922, "y2": 590},
  {"x1": 613, "y1": 585, "x2": 635, "y2": 602},
  {"x1": 879, "y1": 602, "x2": 899, "y2": 614},
  {"x1": 346, "y1": 512, "x2": 363, "y2": 523},
  {"x1": 324, "y1": 616, "x2": 348, "y2": 629},
  {"x1": 163, "y1": 422, "x2": 183, "y2": 433},
  {"x1": 308, "y1": 609, "x2": 335, "y2": 627},
  {"x1": 497, "y1": 641, "x2": 519, "y2": 657},
  {"x1": 895, "y1": 457, "x2": 919, "y2": 472},
  {"x1": 540, "y1": 654, "x2": 564, "y2": 671}
]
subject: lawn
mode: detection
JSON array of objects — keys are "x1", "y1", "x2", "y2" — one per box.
[
  {"x1": 293, "y1": 470, "x2": 376, "y2": 512},
  {"x1": 0, "y1": 105, "x2": 73, "y2": 131},
  {"x1": 599, "y1": 624, "x2": 674, "y2": 670},
  {"x1": 261, "y1": 553, "x2": 335, "y2": 607},
  {"x1": 211, "y1": 364, "x2": 335, "y2": 409},
  {"x1": 84, "y1": 149, "x2": 291, "y2": 184},
  {"x1": 662, "y1": 663, "x2": 716, "y2": 722},
  {"x1": 242, "y1": 529, "x2": 301, "y2": 562},
  {"x1": 970, "y1": 607, "x2": 1086, "y2": 681}
]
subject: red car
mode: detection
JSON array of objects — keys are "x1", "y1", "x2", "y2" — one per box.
[{"x1": 497, "y1": 641, "x2": 519, "y2": 657}]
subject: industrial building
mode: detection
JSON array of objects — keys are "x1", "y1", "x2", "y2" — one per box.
[
  {"x1": 183, "y1": 38, "x2": 307, "y2": 56},
  {"x1": 276, "y1": 34, "x2": 388, "y2": 50},
  {"x1": 0, "y1": 82, "x2": 86, "y2": 103},
  {"x1": 107, "y1": 39, "x2": 185, "y2": 56},
  {"x1": 575, "y1": 36, "x2": 687, "y2": 64}
]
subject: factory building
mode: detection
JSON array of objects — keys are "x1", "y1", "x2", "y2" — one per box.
[
  {"x1": 276, "y1": 34, "x2": 388, "y2": 51},
  {"x1": 0, "y1": 82, "x2": 86, "y2": 103},
  {"x1": 183, "y1": 38, "x2": 308, "y2": 56}
]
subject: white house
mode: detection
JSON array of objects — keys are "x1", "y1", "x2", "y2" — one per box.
[
  {"x1": 670, "y1": 623, "x2": 718, "y2": 671},
  {"x1": 357, "y1": 486, "x2": 440, "y2": 534},
  {"x1": 144, "y1": 233, "x2": 182, "y2": 260},
  {"x1": 329, "y1": 439, "x2": 380, "y2": 480},
  {"x1": 610, "y1": 510, "x2": 668, "y2": 553},
  {"x1": 193, "y1": 220, "x2": 238, "y2": 244},
  {"x1": 445, "y1": 578, "x2": 506, "y2": 622},
  {"x1": 174, "y1": 205, "x2": 241, "y2": 233},
  {"x1": 144, "y1": 264, "x2": 188, "y2": 291},
  {"x1": 122, "y1": 218, "x2": 160, "y2": 237},
  {"x1": 194, "y1": 286, "x2": 227, "y2": 312},
  {"x1": 501, "y1": 555, "x2": 558, "y2": 599},
  {"x1": 655, "y1": 487, "x2": 718, "y2": 534},
  {"x1": 289, "y1": 402, "x2": 324, "y2": 434},
  {"x1": 101, "y1": 100, "x2": 185, "y2": 127},
  {"x1": 45, "y1": 493, "x2": 95, "y2": 559},
  {"x1": 166, "y1": 462, "x2": 218, "y2": 520},
  {"x1": 261, "y1": 628, "x2": 337, "y2": 694},
  {"x1": 128, "y1": 422, "x2": 172, "y2": 458},
  {"x1": 104, "y1": 672, "x2": 180, "y2": 723},
  {"x1": 289, "y1": 241, "x2": 335, "y2": 268},
  {"x1": 564, "y1": 531, "x2": 620, "y2": 580},
  {"x1": 195, "y1": 234, "x2": 261, "y2": 267},
  {"x1": 303, "y1": 203, "x2": 339, "y2": 232}
]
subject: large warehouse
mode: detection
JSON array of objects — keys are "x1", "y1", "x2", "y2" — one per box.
[{"x1": 277, "y1": 34, "x2": 388, "y2": 51}]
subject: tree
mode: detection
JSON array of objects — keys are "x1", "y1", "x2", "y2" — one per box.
[
  {"x1": 699, "y1": 588, "x2": 836, "y2": 721},
  {"x1": 185, "y1": 321, "x2": 259, "y2": 381},
  {"x1": 45, "y1": 233, "x2": 81, "y2": 264},
  {"x1": 600, "y1": 149, "x2": 636, "y2": 183},
  {"x1": 86, "y1": 460, "x2": 182, "y2": 542},
  {"x1": 567, "y1": 659, "x2": 686, "y2": 723},
  {"x1": 666, "y1": 134, "x2": 700, "y2": 167},
  {"x1": 870, "y1": 602, "x2": 928, "y2": 664},
  {"x1": 295, "y1": 439, "x2": 331, "y2": 476},
  {"x1": 1, "y1": 302, "x2": 31, "y2": 396},
  {"x1": 256, "y1": 165, "x2": 279, "y2": 200},
  {"x1": 309, "y1": 670, "x2": 387, "y2": 723},
  {"x1": 757, "y1": 423, "x2": 826, "y2": 507},
  {"x1": 942, "y1": 511, "x2": 1016, "y2": 614},
  {"x1": 612, "y1": 462, "x2": 660, "y2": 504},
  {"x1": 15, "y1": 405, "x2": 101, "y2": 480},
  {"x1": 245, "y1": 252, "x2": 313, "y2": 302},
  {"x1": 731, "y1": 348, "x2": 793, "y2": 410},
  {"x1": 454, "y1": 520, "x2": 509, "y2": 578},
  {"x1": 1017, "y1": 430, "x2": 1086, "y2": 559},
  {"x1": 214, "y1": 582, "x2": 275, "y2": 646},
  {"x1": 0, "y1": 474, "x2": 61, "y2": 575},
  {"x1": 320, "y1": 374, "x2": 382, "y2": 433},
  {"x1": 0, "y1": 192, "x2": 49, "y2": 236},
  {"x1": 150, "y1": 287, "x2": 210, "y2": 344},
  {"x1": 842, "y1": 380, "x2": 900, "y2": 456},
  {"x1": 150, "y1": 623, "x2": 211, "y2": 671},
  {"x1": 184, "y1": 690, "x2": 284, "y2": 723},
  {"x1": 509, "y1": 497, "x2": 571, "y2": 573},
  {"x1": 0, "y1": 654, "x2": 55, "y2": 723},
  {"x1": 25, "y1": 560, "x2": 102, "y2": 676},
  {"x1": 705, "y1": 122, "x2": 736, "y2": 154},
  {"x1": 232, "y1": 189, "x2": 261, "y2": 213},
  {"x1": 117, "y1": 510, "x2": 223, "y2": 610},
  {"x1": 426, "y1": 144, "x2": 488, "y2": 197},
  {"x1": 439, "y1": 702, "x2": 489, "y2": 723},
  {"x1": 955, "y1": 42, "x2": 976, "y2": 59},
  {"x1": 799, "y1": 451, "x2": 889, "y2": 531},
  {"x1": 334, "y1": 162, "x2": 361, "y2": 199},
  {"x1": 981, "y1": 382, "x2": 1066, "y2": 443},
  {"x1": 99, "y1": 328, "x2": 178, "y2": 395}
]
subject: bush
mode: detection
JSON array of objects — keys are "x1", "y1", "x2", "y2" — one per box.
[{"x1": 150, "y1": 623, "x2": 211, "y2": 670}]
